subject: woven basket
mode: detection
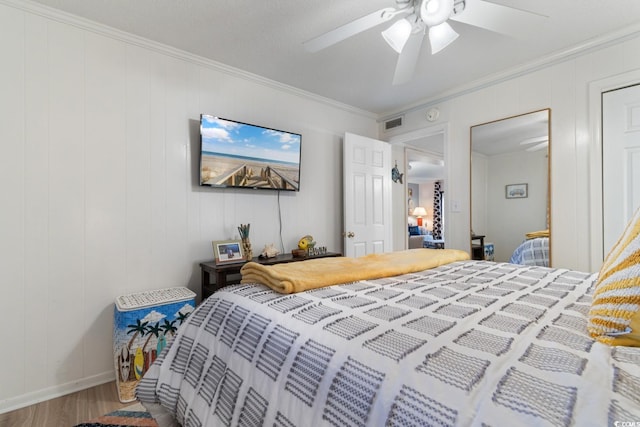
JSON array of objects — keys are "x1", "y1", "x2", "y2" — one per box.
[{"x1": 113, "y1": 287, "x2": 196, "y2": 402}]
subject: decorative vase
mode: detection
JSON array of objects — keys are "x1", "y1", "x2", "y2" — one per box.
[{"x1": 242, "y1": 237, "x2": 253, "y2": 260}]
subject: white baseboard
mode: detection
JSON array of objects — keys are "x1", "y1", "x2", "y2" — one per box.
[{"x1": 0, "y1": 371, "x2": 115, "y2": 414}]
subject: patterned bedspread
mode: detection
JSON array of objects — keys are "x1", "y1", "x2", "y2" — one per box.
[
  {"x1": 137, "y1": 261, "x2": 640, "y2": 426},
  {"x1": 509, "y1": 237, "x2": 549, "y2": 267}
]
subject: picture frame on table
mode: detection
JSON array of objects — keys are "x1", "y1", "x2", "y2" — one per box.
[
  {"x1": 212, "y1": 240, "x2": 245, "y2": 264},
  {"x1": 505, "y1": 183, "x2": 528, "y2": 199}
]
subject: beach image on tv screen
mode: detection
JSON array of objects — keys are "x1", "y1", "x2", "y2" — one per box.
[{"x1": 200, "y1": 115, "x2": 301, "y2": 191}]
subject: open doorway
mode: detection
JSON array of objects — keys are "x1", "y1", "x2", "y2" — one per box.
[
  {"x1": 389, "y1": 123, "x2": 447, "y2": 251},
  {"x1": 406, "y1": 147, "x2": 445, "y2": 248}
]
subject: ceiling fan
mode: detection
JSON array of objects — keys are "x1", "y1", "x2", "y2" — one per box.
[{"x1": 303, "y1": 0, "x2": 546, "y2": 85}]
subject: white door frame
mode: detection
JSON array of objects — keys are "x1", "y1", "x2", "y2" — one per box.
[
  {"x1": 403, "y1": 146, "x2": 444, "y2": 248},
  {"x1": 388, "y1": 122, "x2": 450, "y2": 249},
  {"x1": 588, "y1": 69, "x2": 640, "y2": 270}
]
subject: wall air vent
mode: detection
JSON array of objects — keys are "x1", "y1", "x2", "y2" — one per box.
[{"x1": 384, "y1": 116, "x2": 403, "y2": 131}]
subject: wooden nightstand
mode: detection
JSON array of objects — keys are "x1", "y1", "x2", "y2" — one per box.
[
  {"x1": 200, "y1": 252, "x2": 342, "y2": 300},
  {"x1": 471, "y1": 234, "x2": 485, "y2": 260}
]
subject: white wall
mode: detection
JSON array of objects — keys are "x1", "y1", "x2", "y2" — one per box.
[
  {"x1": 0, "y1": 1, "x2": 378, "y2": 412},
  {"x1": 486, "y1": 150, "x2": 548, "y2": 262},
  {"x1": 384, "y1": 33, "x2": 640, "y2": 272},
  {"x1": 408, "y1": 182, "x2": 419, "y2": 213}
]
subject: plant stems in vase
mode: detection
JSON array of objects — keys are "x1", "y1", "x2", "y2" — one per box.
[
  {"x1": 238, "y1": 223, "x2": 252, "y2": 260},
  {"x1": 242, "y1": 237, "x2": 253, "y2": 261}
]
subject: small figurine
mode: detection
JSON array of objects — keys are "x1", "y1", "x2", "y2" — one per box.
[
  {"x1": 260, "y1": 243, "x2": 280, "y2": 258},
  {"x1": 298, "y1": 235, "x2": 316, "y2": 250}
]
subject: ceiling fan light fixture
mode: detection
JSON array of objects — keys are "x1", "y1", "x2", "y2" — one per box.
[
  {"x1": 381, "y1": 18, "x2": 413, "y2": 53},
  {"x1": 428, "y1": 21, "x2": 459, "y2": 54},
  {"x1": 420, "y1": 0, "x2": 454, "y2": 27}
]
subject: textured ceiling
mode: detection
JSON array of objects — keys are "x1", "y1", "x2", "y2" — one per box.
[{"x1": 26, "y1": 0, "x2": 640, "y2": 116}]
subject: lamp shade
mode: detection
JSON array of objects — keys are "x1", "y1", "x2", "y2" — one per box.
[
  {"x1": 429, "y1": 21, "x2": 459, "y2": 54},
  {"x1": 381, "y1": 19, "x2": 412, "y2": 53},
  {"x1": 412, "y1": 206, "x2": 427, "y2": 217},
  {"x1": 412, "y1": 206, "x2": 427, "y2": 226}
]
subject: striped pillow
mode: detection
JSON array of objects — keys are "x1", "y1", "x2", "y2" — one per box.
[{"x1": 588, "y1": 206, "x2": 640, "y2": 346}]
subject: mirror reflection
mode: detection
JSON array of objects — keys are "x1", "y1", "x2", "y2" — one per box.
[{"x1": 470, "y1": 109, "x2": 551, "y2": 266}]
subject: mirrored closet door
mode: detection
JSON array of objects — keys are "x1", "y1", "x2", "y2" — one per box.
[{"x1": 470, "y1": 109, "x2": 551, "y2": 266}]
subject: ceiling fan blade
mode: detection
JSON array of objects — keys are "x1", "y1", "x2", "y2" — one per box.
[
  {"x1": 303, "y1": 7, "x2": 400, "y2": 53},
  {"x1": 450, "y1": 0, "x2": 547, "y2": 37},
  {"x1": 392, "y1": 32, "x2": 424, "y2": 85}
]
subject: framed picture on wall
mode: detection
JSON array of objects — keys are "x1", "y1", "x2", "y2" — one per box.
[
  {"x1": 212, "y1": 240, "x2": 245, "y2": 264},
  {"x1": 505, "y1": 183, "x2": 528, "y2": 199}
]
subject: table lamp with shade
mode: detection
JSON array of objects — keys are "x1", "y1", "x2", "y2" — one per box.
[{"x1": 412, "y1": 206, "x2": 427, "y2": 227}]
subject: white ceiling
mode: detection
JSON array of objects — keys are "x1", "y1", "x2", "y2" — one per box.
[
  {"x1": 406, "y1": 138, "x2": 445, "y2": 183},
  {"x1": 27, "y1": 0, "x2": 640, "y2": 116},
  {"x1": 407, "y1": 155, "x2": 445, "y2": 183}
]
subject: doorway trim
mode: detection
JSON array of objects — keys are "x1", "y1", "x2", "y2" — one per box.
[
  {"x1": 388, "y1": 122, "x2": 450, "y2": 249},
  {"x1": 588, "y1": 69, "x2": 640, "y2": 270}
]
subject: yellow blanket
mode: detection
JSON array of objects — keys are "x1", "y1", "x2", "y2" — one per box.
[
  {"x1": 240, "y1": 248, "x2": 470, "y2": 294},
  {"x1": 525, "y1": 229, "x2": 550, "y2": 239}
]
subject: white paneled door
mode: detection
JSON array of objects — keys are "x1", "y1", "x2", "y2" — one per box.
[
  {"x1": 343, "y1": 133, "x2": 392, "y2": 257},
  {"x1": 602, "y1": 83, "x2": 640, "y2": 254}
]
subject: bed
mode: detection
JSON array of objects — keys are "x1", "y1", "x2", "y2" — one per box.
[
  {"x1": 136, "y1": 252, "x2": 640, "y2": 426},
  {"x1": 509, "y1": 237, "x2": 550, "y2": 267}
]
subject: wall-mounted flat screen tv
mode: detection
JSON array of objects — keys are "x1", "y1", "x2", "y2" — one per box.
[{"x1": 199, "y1": 114, "x2": 302, "y2": 191}]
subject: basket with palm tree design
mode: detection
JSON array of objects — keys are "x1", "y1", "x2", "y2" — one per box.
[{"x1": 113, "y1": 287, "x2": 196, "y2": 402}]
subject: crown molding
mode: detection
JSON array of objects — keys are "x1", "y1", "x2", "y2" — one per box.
[
  {"x1": 2, "y1": 0, "x2": 377, "y2": 120},
  {"x1": 378, "y1": 22, "x2": 640, "y2": 122}
]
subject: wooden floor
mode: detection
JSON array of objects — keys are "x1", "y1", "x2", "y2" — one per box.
[{"x1": 0, "y1": 381, "x2": 132, "y2": 427}]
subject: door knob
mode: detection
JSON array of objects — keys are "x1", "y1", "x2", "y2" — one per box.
[{"x1": 343, "y1": 231, "x2": 355, "y2": 238}]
